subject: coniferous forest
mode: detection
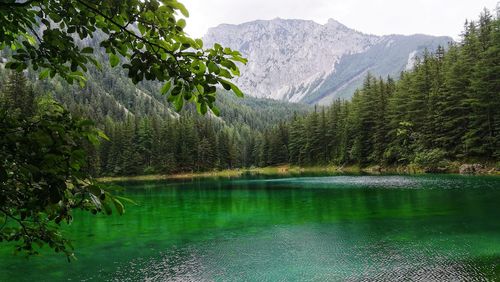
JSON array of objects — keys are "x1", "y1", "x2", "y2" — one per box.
[
  {"x1": 97, "y1": 9, "x2": 500, "y2": 174},
  {"x1": 1, "y1": 8, "x2": 499, "y2": 176},
  {"x1": 288, "y1": 10, "x2": 499, "y2": 170}
]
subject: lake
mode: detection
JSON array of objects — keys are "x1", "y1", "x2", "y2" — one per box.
[{"x1": 1, "y1": 174, "x2": 499, "y2": 281}]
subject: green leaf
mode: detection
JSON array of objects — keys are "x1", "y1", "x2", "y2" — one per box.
[
  {"x1": 197, "y1": 61, "x2": 207, "y2": 75},
  {"x1": 207, "y1": 61, "x2": 220, "y2": 74},
  {"x1": 78, "y1": 120, "x2": 95, "y2": 127},
  {"x1": 219, "y1": 79, "x2": 244, "y2": 97},
  {"x1": 177, "y1": 19, "x2": 186, "y2": 29},
  {"x1": 138, "y1": 23, "x2": 146, "y2": 35},
  {"x1": 81, "y1": 47, "x2": 93, "y2": 54},
  {"x1": 171, "y1": 84, "x2": 182, "y2": 96},
  {"x1": 231, "y1": 55, "x2": 248, "y2": 64},
  {"x1": 211, "y1": 105, "x2": 221, "y2": 116},
  {"x1": 231, "y1": 85, "x2": 244, "y2": 98},
  {"x1": 195, "y1": 39, "x2": 203, "y2": 49},
  {"x1": 109, "y1": 54, "x2": 120, "y2": 68},
  {"x1": 115, "y1": 196, "x2": 138, "y2": 206},
  {"x1": 196, "y1": 84, "x2": 204, "y2": 95},
  {"x1": 218, "y1": 68, "x2": 233, "y2": 79},
  {"x1": 220, "y1": 80, "x2": 231, "y2": 91},
  {"x1": 6, "y1": 62, "x2": 18, "y2": 69},
  {"x1": 230, "y1": 67, "x2": 240, "y2": 76},
  {"x1": 39, "y1": 69, "x2": 50, "y2": 80},
  {"x1": 173, "y1": 93, "x2": 184, "y2": 111},
  {"x1": 196, "y1": 102, "x2": 207, "y2": 115},
  {"x1": 170, "y1": 2, "x2": 189, "y2": 17},
  {"x1": 112, "y1": 198, "x2": 124, "y2": 215},
  {"x1": 161, "y1": 81, "x2": 172, "y2": 95}
]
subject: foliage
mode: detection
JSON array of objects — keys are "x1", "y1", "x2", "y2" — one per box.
[
  {"x1": 287, "y1": 8, "x2": 499, "y2": 168},
  {"x1": 0, "y1": 0, "x2": 247, "y2": 259},
  {"x1": 412, "y1": 149, "x2": 449, "y2": 172},
  {"x1": 92, "y1": 114, "x2": 295, "y2": 176},
  {"x1": 89, "y1": 3, "x2": 498, "y2": 180},
  {"x1": 0, "y1": 0, "x2": 246, "y2": 113},
  {"x1": 0, "y1": 73, "x2": 123, "y2": 259}
]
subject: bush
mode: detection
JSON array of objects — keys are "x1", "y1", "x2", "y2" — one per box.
[{"x1": 412, "y1": 148, "x2": 449, "y2": 173}]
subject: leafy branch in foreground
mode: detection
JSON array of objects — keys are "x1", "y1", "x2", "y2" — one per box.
[
  {"x1": 0, "y1": 74, "x2": 127, "y2": 259},
  {"x1": 0, "y1": 0, "x2": 247, "y2": 114}
]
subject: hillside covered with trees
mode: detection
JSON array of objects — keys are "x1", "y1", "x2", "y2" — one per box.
[
  {"x1": 94, "y1": 8, "x2": 499, "y2": 174},
  {"x1": 92, "y1": 8, "x2": 500, "y2": 175},
  {"x1": 0, "y1": 69, "x2": 310, "y2": 176},
  {"x1": 286, "y1": 9, "x2": 499, "y2": 170},
  {"x1": 2, "y1": 8, "x2": 498, "y2": 177}
]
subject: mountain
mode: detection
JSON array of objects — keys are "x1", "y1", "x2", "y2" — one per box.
[
  {"x1": 203, "y1": 18, "x2": 452, "y2": 104},
  {"x1": 0, "y1": 56, "x2": 310, "y2": 131}
]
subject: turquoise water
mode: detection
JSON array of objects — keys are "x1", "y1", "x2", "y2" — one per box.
[{"x1": 1, "y1": 174, "x2": 500, "y2": 281}]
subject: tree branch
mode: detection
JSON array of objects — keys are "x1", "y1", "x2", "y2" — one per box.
[
  {"x1": 0, "y1": 207, "x2": 30, "y2": 240},
  {"x1": 74, "y1": 0, "x2": 176, "y2": 57},
  {"x1": 74, "y1": 0, "x2": 195, "y2": 80}
]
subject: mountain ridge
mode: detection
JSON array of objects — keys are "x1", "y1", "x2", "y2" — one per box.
[{"x1": 203, "y1": 18, "x2": 452, "y2": 104}]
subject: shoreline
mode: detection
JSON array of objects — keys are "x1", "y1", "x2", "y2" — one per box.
[{"x1": 97, "y1": 164, "x2": 500, "y2": 183}]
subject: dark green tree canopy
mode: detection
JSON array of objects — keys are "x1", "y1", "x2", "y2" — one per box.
[
  {"x1": 0, "y1": 72, "x2": 130, "y2": 259},
  {"x1": 0, "y1": 0, "x2": 247, "y2": 114}
]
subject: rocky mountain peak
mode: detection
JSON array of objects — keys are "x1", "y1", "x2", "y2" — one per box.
[{"x1": 203, "y1": 18, "x2": 451, "y2": 104}]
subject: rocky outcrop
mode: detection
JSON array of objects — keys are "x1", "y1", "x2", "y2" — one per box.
[
  {"x1": 459, "y1": 164, "x2": 486, "y2": 174},
  {"x1": 203, "y1": 18, "x2": 452, "y2": 104}
]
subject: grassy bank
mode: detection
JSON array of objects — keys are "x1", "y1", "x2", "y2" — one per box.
[
  {"x1": 97, "y1": 165, "x2": 352, "y2": 183},
  {"x1": 97, "y1": 163, "x2": 500, "y2": 183}
]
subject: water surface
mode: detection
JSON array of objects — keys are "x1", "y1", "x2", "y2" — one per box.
[{"x1": 1, "y1": 174, "x2": 499, "y2": 281}]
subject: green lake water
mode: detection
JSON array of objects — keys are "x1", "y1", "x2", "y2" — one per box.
[{"x1": 1, "y1": 174, "x2": 500, "y2": 281}]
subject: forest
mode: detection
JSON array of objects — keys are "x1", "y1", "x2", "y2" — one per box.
[
  {"x1": 95, "y1": 8, "x2": 499, "y2": 174},
  {"x1": 1, "y1": 8, "x2": 499, "y2": 177},
  {"x1": 286, "y1": 10, "x2": 499, "y2": 170}
]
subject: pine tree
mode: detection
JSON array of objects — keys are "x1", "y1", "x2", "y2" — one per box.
[
  {"x1": 2, "y1": 71, "x2": 35, "y2": 117},
  {"x1": 469, "y1": 10, "x2": 500, "y2": 158}
]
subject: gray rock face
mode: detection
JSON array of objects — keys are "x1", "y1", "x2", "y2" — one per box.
[{"x1": 203, "y1": 18, "x2": 452, "y2": 104}]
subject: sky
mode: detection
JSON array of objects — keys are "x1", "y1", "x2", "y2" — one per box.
[{"x1": 181, "y1": 0, "x2": 499, "y2": 40}]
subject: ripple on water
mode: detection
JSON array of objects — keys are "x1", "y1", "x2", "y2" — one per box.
[
  {"x1": 260, "y1": 175, "x2": 500, "y2": 190},
  {"x1": 264, "y1": 176, "x2": 421, "y2": 189},
  {"x1": 111, "y1": 246, "x2": 212, "y2": 282},
  {"x1": 3, "y1": 175, "x2": 497, "y2": 281},
  {"x1": 107, "y1": 223, "x2": 496, "y2": 281}
]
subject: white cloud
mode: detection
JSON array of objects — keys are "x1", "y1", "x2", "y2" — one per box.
[{"x1": 181, "y1": 0, "x2": 498, "y2": 40}]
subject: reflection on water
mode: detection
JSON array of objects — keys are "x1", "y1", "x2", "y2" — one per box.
[
  {"x1": 1, "y1": 174, "x2": 499, "y2": 281},
  {"x1": 263, "y1": 175, "x2": 421, "y2": 188}
]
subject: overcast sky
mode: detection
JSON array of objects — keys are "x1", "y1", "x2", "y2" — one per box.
[{"x1": 182, "y1": 0, "x2": 498, "y2": 39}]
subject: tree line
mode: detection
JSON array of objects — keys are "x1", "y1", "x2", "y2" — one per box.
[
  {"x1": 288, "y1": 8, "x2": 499, "y2": 170},
  {"x1": 2, "y1": 8, "x2": 499, "y2": 177},
  {"x1": 84, "y1": 114, "x2": 291, "y2": 175},
  {"x1": 94, "y1": 8, "x2": 498, "y2": 174},
  {"x1": 0, "y1": 70, "x2": 305, "y2": 176}
]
